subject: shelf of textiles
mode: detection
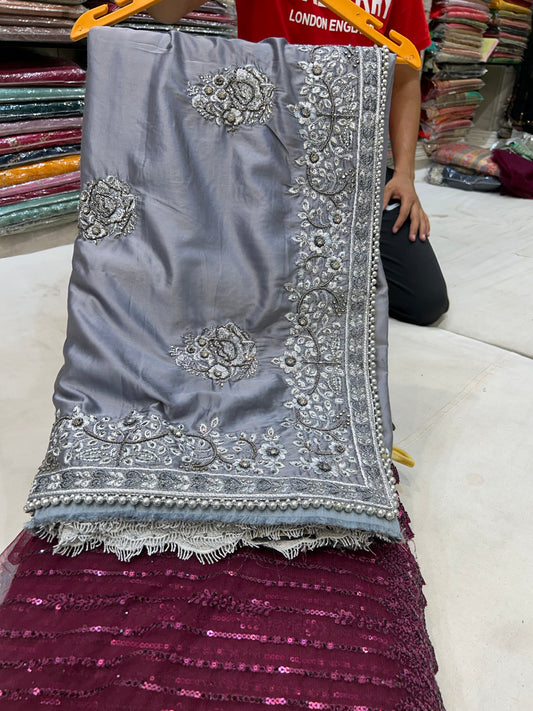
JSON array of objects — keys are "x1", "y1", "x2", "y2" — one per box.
[
  {"x1": 83, "y1": 0, "x2": 237, "y2": 36},
  {"x1": 420, "y1": 0, "x2": 532, "y2": 153},
  {"x1": 0, "y1": 1, "x2": 237, "y2": 239},
  {"x1": 420, "y1": 0, "x2": 493, "y2": 152},
  {"x1": 0, "y1": 0, "x2": 237, "y2": 43},
  {"x1": 486, "y1": 0, "x2": 533, "y2": 63},
  {"x1": 0, "y1": 46, "x2": 85, "y2": 237}
]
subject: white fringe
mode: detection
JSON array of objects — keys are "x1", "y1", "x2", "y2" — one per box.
[{"x1": 36, "y1": 519, "x2": 388, "y2": 563}]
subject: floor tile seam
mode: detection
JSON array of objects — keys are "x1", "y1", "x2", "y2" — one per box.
[
  {"x1": 392, "y1": 354, "x2": 521, "y2": 450},
  {"x1": 433, "y1": 325, "x2": 533, "y2": 363}
]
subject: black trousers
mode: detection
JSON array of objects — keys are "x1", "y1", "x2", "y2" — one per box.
[{"x1": 380, "y1": 171, "x2": 449, "y2": 326}]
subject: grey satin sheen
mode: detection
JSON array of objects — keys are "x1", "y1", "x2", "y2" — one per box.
[{"x1": 26, "y1": 28, "x2": 400, "y2": 558}]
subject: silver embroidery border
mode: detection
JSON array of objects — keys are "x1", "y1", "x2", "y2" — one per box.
[
  {"x1": 25, "y1": 47, "x2": 398, "y2": 523},
  {"x1": 276, "y1": 45, "x2": 397, "y2": 519}
]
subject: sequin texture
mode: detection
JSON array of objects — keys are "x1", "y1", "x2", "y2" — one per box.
[{"x1": 0, "y1": 503, "x2": 445, "y2": 710}]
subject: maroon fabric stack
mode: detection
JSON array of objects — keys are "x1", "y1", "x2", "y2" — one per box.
[{"x1": 0, "y1": 502, "x2": 445, "y2": 710}]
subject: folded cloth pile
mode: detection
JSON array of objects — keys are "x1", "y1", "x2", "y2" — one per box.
[
  {"x1": 420, "y1": 67, "x2": 487, "y2": 149},
  {"x1": 492, "y1": 135, "x2": 533, "y2": 196},
  {"x1": 84, "y1": 0, "x2": 237, "y2": 37},
  {"x1": 421, "y1": 0, "x2": 492, "y2": 150},
  {"x1": 429, "y1": 0, "x2": 492, "y2": 62},
  {"x1": 485, "y1": 0, "x2": 533, "y2": 63},
  {"x1": 0, "y1": 0, "x2": 84, "y2": 42},
  {"x1": 426, "y1": 141, "x2": 502, "y2": 189},
  {"x1": 0, "y1": 49, "x2": 85, "y2": 235}
]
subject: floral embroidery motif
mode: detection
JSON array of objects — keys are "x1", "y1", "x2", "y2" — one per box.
[
  {"x1": 170, "y1": 322, "x2": 258, "y2": 386},
  {"x1": 188, "y1": 65, "x2": 274, "y2": 131},
  {"x1": 26, "y1": 408, "x2": 291, "y2": 510},
  {"x1": 26, "y1": 47, "x2": 398, "y2": 525},
  {"x1": 273, "y1": 46, "x2": 397, "y2": 518},
  {"x1": 78, "y1": 176, "x2": 137, "y2": 242}
]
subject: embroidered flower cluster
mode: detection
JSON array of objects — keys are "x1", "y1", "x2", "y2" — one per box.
[
  {"x1": 78, "y1": 176, "x2": 137, "y2": 242},
  {"x1": 170, "y1": 322, "x2": 258, "y2": 386},
  {"x1": 188, "y1": 65, "x2": 274, "y2": 131}
]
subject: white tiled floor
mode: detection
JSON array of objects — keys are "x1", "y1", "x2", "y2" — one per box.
[{"x1": 1, "y1": 172, "x2": 532, "y2": 710}]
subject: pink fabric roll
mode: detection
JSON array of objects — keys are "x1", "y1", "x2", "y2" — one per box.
[
  {"x1": 0, "y1": 183, "x2": 79, "y2": 205},
  {"x1": 0, "y1": 129, "x2": 82, "y2": 156},
  {"x1": 0, "y1": 169, "x2": 80, "y2": 199},
  {"x1": 0, "y1": 172, "x2": 80, "y2": 204},
  {"x1": 0, "y1": 117, "x2": 83, "y2": 138}
]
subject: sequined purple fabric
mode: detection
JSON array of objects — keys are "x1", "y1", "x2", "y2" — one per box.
[{"x1": 0, "y1": 505, "x2": 444, "y2": 710}]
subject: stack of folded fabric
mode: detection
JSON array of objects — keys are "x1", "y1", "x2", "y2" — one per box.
[
  {"x1": 84, "y1": 0, "x2": 237, "y2": 37},
  {"x1": 485, "y1": 0, "x2": 533, "y2": 63},
  {"x1": 426, "y1": 141, "x2": 502, "y2": 189},
  {"x1": 420, "y1": 65, "x2": 488, "y2": 149},
  {"x1": 429, "y1": 0, "x2": 492, "y2": 62},
  {"x1": 421, "y1": 0, "x2": 492, "y2": 151},
  {"x1": 0, "y1": 50, "x2": 85, "y2": 236},
  {"x1": 0, "y1": 0, "x2": 84, "y2": 42}
]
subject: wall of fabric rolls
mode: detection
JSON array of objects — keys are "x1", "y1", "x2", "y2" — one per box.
[
  {"x1": 420, "y1": 0, "x2": 533, "y2": 153},
  {"x1": 0, "y1": 1, "x2": 236, "y2": 239}
]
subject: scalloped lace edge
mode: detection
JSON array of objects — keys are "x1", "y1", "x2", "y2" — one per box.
[{"x1": 36, "y1": 520, "x2": 390, "y2": 563}]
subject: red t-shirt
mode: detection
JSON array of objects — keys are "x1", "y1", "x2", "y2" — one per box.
[{"x1": 235, "y1": 0, "x2": 430, "y2": 52}]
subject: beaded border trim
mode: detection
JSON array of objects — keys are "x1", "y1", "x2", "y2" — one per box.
[{"x1": 26, "y1": 47, "x2": 397, "y2": 524}]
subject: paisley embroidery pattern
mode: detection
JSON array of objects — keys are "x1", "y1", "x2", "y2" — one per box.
[
  {"x1": 78, "y1": 176, "x2": 137, "y2": 242},
  {"x1": 188, "y1": 65, "x2": 274, "y2": 131},
  {"x1": 170, "y1": 322, "x2": 258, "y2": 386}
]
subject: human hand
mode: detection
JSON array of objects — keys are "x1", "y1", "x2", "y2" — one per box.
[{"x1": 383, "y1": 171, "x2": 430, "y2": 242}]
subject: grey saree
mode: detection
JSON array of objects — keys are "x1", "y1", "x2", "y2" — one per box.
[{"x1": 25, "y1": 27, "x2": 399, "y2": 561}]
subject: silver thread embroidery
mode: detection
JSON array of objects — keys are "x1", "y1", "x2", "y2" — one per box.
[
  {"x1": 274, "y1": 46, "x2": 397, "y2": 519},
  {"x1": 188, "y1": 65, "x2": 274, "y2": 131},
  {"x1": 27, "y1": 48, "x2": 397, "y2": 522},
  {"x1": 79, "y1": 176, "x2": 137, "y2": 242},
  {"x1": 170, "y1": 322, "x2": 258, "y2": 386},
  {"x1": 25, "y1": 407, "x2": 289, "y2": 511}
]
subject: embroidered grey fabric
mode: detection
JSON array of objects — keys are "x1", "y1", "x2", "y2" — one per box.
[{"x1": 26, "y1": 28, "x2": 399, "y2": 560}]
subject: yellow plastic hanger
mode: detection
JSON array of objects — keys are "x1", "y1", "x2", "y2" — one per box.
[
  {"x1": 392, "y1": 446, "x2": 415, "y2": 468},
  {"x1": 70, "y1": 0, "x2": 421, "y2": 69},
  {"x1": 320, "y1": 0, "x2": 421, "y2": 69}
]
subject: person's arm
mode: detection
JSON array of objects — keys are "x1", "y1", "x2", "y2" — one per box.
[
  {"x1": 384, "y1": 64, "x2": 430, "y2": 242},
  {"x1": 147, "y1": 0, "x2": 204, "y2": 24}
]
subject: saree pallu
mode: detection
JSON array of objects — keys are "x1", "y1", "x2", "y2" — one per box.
[
  {"x1": 0, "y1": 28, "x2": 445, "y2": 709},
  {"x1": 26, "y1": 27, "x2": 401, "y2": 559}
]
